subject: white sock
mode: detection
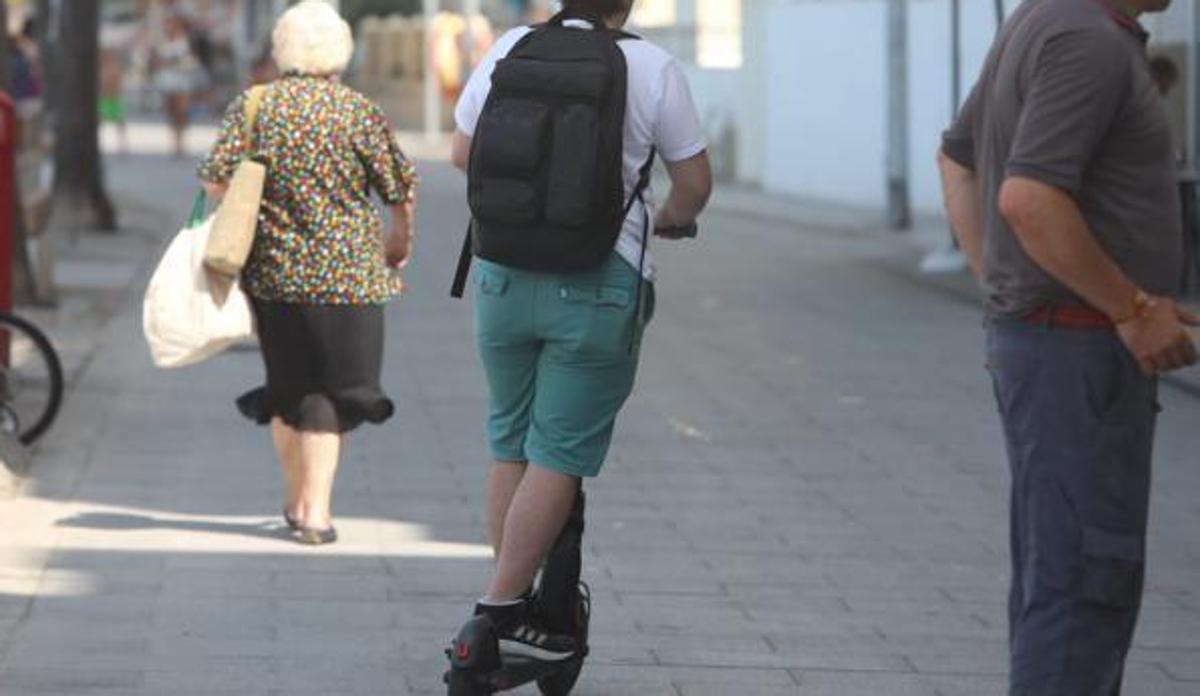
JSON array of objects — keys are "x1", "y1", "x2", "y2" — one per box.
[{"x1": 478, "y1": 596, "x2": 523, "y2": 607}]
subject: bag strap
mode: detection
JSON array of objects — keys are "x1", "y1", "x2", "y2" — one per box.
[
  {"x1": 625, "y1": 147, "x2": 657, "y2": 223},
  {"x1": 450, "y1": 221, "x2": 473, "y2": 299},
  {"x1": 188, "y1": 190, "x2": 208, "y2": 228},
  {"x1": 629, "y1": 148, "x2": 657, "y2": 352},
  {"x1": 242, "y1": 85, "x2": 267, "y2": 155}
]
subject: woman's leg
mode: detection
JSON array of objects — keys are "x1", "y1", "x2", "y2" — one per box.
[
  {"x1": 293, "y1": 429, "x2": 342, "y2": 530},
  {"x1": 271, "y1": 418, "x2": 303, "y2": 518},
  {"x1": 166, "y1": 93, "x2": 188, "y2": 157},
  {"x1": 487, "y1": 461, "x2": 528, "y2": 556}
]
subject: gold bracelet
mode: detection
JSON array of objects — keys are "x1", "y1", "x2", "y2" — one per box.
[{"x1": 1113, "y1": 289, "x2": 1156, "y2": 325}]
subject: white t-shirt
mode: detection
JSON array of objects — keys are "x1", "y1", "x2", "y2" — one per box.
[{"x1": 455, "y1": 23, "x2": 708, "y2": 282}]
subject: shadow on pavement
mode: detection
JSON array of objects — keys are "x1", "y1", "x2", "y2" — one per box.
[{"x1": 55, "y1": 511, "x2": 291, "y2": 542}]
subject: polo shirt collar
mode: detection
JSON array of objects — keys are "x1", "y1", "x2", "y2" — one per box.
[{"x1": 1093, "y1": 0, "x2": 1151, "y2": 43}]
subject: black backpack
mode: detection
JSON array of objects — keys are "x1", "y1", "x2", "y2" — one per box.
[{"x1": 451, "y1": 12, "x2": 656, "y2": 298}]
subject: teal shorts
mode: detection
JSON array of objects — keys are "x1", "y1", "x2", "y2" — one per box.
[{"x1": 473, "y1": 252, "x2": 653, "y2": 478}]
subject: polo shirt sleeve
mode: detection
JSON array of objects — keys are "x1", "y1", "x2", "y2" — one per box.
[
  {"x1": 654, "y1": 59, "x2": 708, "y2": 163},
  {"x1": 1005, "y1": 29, "x2": 1131, "y2": 195},
  {"x1": 941, "y1": 81, "x2": 980, "y2": 170}
]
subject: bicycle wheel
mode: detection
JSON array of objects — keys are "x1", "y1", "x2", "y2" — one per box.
[{"x1": 0, "y1": 313, "x2": 64, "y2": 445}]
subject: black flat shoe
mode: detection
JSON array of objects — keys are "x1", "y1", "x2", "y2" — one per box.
[
  {"x1": 293, "y1": 526, "x2": 338, "y2": 546},
  {"x1": 283, "y1": 509, "x2": 301, "y2": 530}
]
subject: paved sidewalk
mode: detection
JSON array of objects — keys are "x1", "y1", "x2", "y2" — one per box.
[{"x1": 0, "y1": 130, "x2": 1199, "y2": 695}]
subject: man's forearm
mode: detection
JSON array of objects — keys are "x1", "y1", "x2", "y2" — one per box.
[
  {"x1": 660, "y1": 187, "x2": 706, "y2": 226},
  {"x1": 1000, "y1": 177, "x2": 1139, "y2": 319},
  {"x1": 938, "y1": 152, "x2": 984, "y2": 278}
]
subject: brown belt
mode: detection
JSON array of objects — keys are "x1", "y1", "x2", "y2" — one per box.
[{"x1": 1022, "y1": 305, "x2": 1114, "y2": 330}]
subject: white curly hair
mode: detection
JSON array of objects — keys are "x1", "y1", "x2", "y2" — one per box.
[{"x1": 272, "y1": 1, "x2": 354, "y2": 76}]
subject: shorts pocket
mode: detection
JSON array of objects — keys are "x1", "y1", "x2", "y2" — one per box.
[
  {"x1": 560, "y1": 284, "x2": 630, "y2": 308},
  {"x1": 478, "y1": 268, "x2": 510, "y2": 297},
  {"x1": 1080, "y1": 527, "x2": 1143, "y2": 610},
  {"x1": 557, "y1": 283, "x2": 635, "y2": 356}
]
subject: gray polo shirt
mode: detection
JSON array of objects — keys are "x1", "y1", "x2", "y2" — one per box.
[{"x1": 942, "y1": 0, "x2": 1182, "y2": 318}]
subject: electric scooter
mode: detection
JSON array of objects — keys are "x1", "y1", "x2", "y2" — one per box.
[{"x1": 445, "y1": 491, "x2": 590, "y2": 696}]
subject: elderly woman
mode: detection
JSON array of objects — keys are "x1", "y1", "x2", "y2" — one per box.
[{"x1": 198, "y1": 1, "x2": 417, "y2": 545}]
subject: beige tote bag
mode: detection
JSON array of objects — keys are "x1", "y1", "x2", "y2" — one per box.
[{"x1": 205, "y1": 86, "x2": 268, "y2": 277}]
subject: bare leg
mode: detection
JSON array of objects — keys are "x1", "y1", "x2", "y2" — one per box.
[
  {"x1": 294, "y1": 431, "x2": 342, "y2": 530},
  {"x1": 167, "y1": 94, "x2": 188, "y2": 158},
  {"x1": 271, "y1": 418, "x2": 303, "y2": 518},
  {"x1": 487, "y1": 461, "x2": 528, "y2": 556},
  {"x1": 172, "y1": 124, "x2": 185, "y2": 158},
  {"x1": 486, "y1": 464, "x2": 578, "y2": 602}
]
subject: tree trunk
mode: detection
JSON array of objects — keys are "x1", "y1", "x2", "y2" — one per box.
[{"x1": 47, "y1": 0, "x2": 117, "y2": 232}]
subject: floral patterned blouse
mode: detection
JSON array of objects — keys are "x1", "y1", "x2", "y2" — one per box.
[{"x1": 198, "y1": 74, "x2": 417, "y2": 305}]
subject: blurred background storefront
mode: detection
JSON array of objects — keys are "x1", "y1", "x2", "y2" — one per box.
[{"x1": 38, "y1": 0, "x2": 1199, "y2": 225}]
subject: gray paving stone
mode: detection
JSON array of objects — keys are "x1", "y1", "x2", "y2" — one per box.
[{"x1": 1, "y1": 148, "x2": 1199, "y2": 696}]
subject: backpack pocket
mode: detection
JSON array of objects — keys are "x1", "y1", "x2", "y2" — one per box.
[
  {"x1": 473, "y1": 179, "x2": 541, "y2": 226},
  {"x1": 474, "y1": 100, "x2": 551, "y2": 176},
  {"x1": 545, "y1": 104, "x2": 600, "y2": 227},
  {"x1": 493, "y1": 59, "x2": 610, "y2": 102}
]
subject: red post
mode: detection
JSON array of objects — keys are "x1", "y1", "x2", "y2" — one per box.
[
  {"x1": 0, "y1": 91, "x2": 15, "y2": 368},
  {"x1": 0, "y1": 91, "x2": 14, "y2": 316}
]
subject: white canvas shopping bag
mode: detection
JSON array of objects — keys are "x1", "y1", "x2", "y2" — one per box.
[{"x1": 143, "y1": 192, "x2": 256, "y2": 369}]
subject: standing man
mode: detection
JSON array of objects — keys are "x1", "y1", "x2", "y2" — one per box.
[{"x1": 938, "y1": 0, "x2": 1197, "y2": 693}]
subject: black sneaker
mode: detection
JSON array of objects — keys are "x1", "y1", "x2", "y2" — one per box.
[{"x1": 474, "y1": 600, "x2": 577, "y2": 662}]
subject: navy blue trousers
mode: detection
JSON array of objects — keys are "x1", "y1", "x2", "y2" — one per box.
[{"x1": 987, "y1": 319, "x2": 1158, "y2": 696}]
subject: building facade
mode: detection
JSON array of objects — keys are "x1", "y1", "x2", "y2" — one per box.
[{"x1": 633, "y1": 0, "x2": 1198, "y2": 216}]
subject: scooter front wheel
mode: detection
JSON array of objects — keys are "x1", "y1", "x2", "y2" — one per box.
[
  {"x1": 536, "y1": 584, "x2": 590, "y2": 696},
  {"x1": 535, "y1": 657, "x2": 584, "y2": 696},
  {"x1": 447, "y1": 668, "x2": 492, "y2": 696}
]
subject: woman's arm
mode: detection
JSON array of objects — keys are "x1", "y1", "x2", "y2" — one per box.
[
  {"x1": 201, "y1": 181, "x2": 228, "y2": 200},
  {"x1": 452, "y1": 131, "x2": 471, "y2": 173},
  {"x1": 384, "y1": 201, "x2": 415, "y2": 268}
]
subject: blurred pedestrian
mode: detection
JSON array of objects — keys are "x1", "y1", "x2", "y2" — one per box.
[
  {"x1": 188, "y1": 20, "x2": 217, "y2": 113},
  {"x1": 449, "y1": 0, "x2": 711, "y2": 663},
  {"x1": 938, "y1": 0, "x2": 1197, "y2": 693},
  {"x1": 154, "y1": 14, "x2": 200, "y2": 158},
  {"x1": 10, "y1": 18, "x2": 43, "y2": 103},
  {"x1": 249, "y1": 43, "x2": 279, "y2": 87},
  {"x1": 431, "y1": 12, "x2": 466, "y2": 104},
  {"x1": 1150, "y1": 55, "x2": 1179, "y2": 97},
  {"x1": 99, "y1": 47, "x2": 129, "y2": 154},
  {"x1": 197, "y1": 1, "x2": 418, "y2": 546}
]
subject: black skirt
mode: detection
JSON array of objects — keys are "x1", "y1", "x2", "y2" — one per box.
[{"x1": 238, "y1": 300, "x2": 394, "y2": 434}]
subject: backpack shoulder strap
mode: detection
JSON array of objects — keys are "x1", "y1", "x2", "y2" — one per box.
[
  {"x1": 450, "y1": 221, "x2": 473, "y2": 299},
  {"x1": 624, "y1": 147, "x2": 657, "y2": 219}
]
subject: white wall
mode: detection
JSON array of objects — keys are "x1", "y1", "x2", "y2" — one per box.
[
  {"x1": 680, "y1": 0, "x2": 1191, "y2": 214},
  {"x1": 908, "y1": 0, "x2": 1006, "y2": 212},
  {"x1": 681, "y1": 0, "x2": 1004, "y2": 211},
  {"x1": 760, "y1": 1, "x2": 885, "y2": 207}
]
